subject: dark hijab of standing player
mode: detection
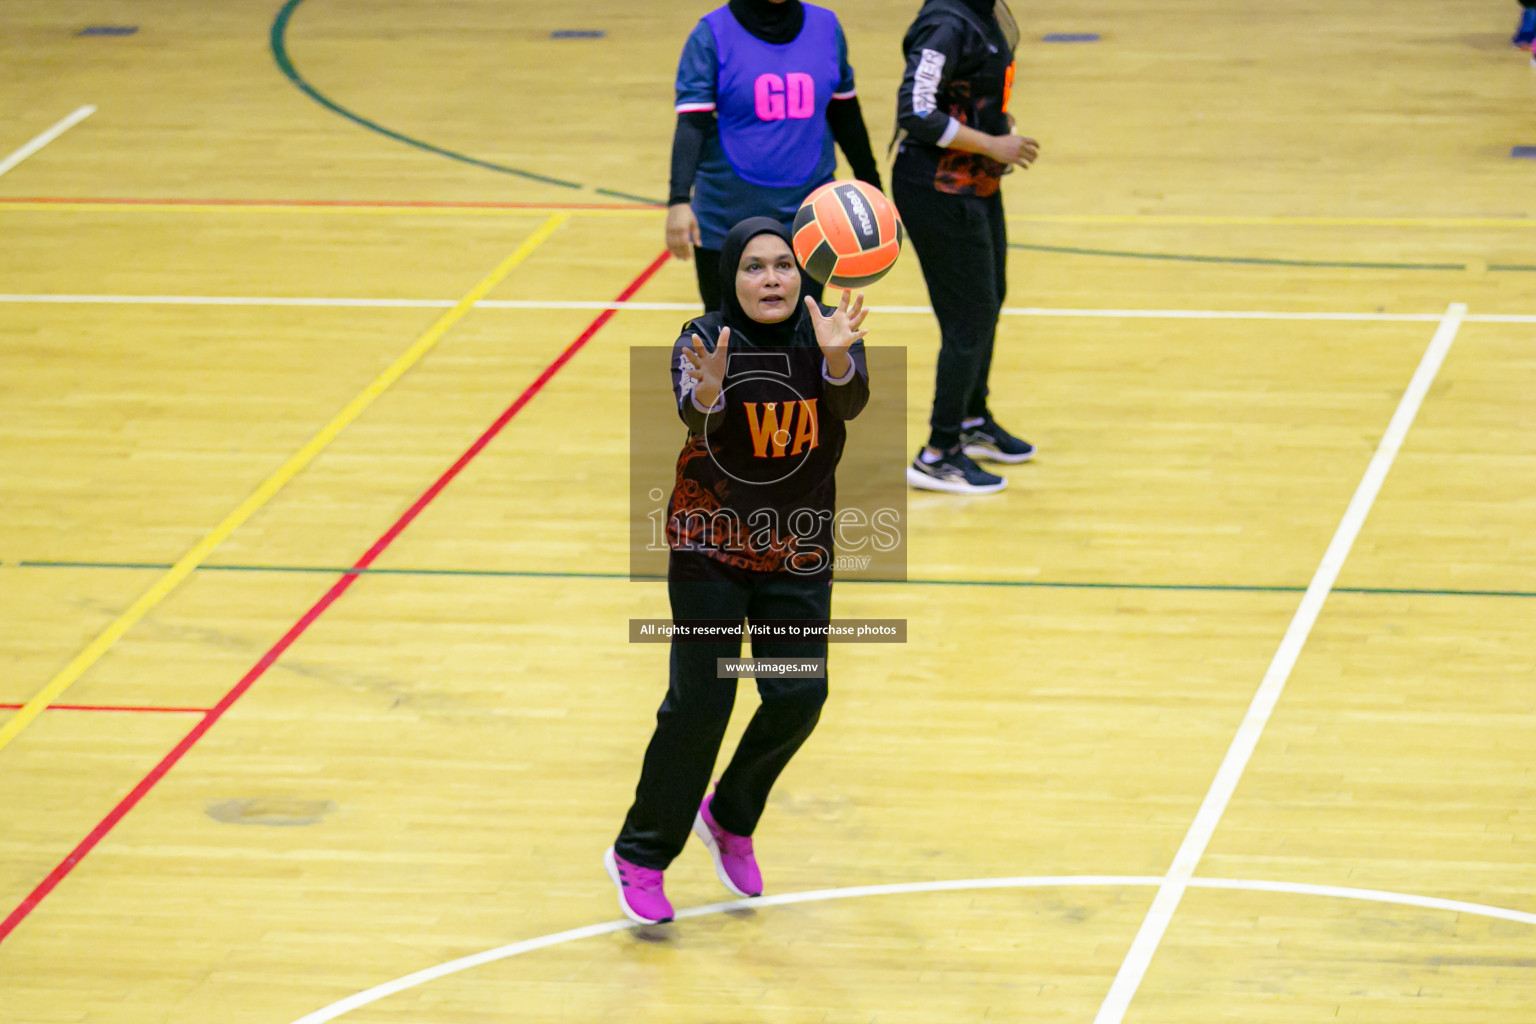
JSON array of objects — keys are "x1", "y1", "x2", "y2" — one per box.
[{"x1": 728, "y1": 0, "x2": 804, "y2": 43}]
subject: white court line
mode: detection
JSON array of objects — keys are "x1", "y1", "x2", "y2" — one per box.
[
  {"x1": 2, "y1": 293, "x2": 1530, "y2": 322},
  {"x1": 0, "y1": 294, "x2": 458, "y2": 309},
  {"x1": 1446, "y1": 313, "x2": 1536, "y2": 324},
  {"x1": 1091, "y1": 301, "x2": 1469, "y2": 1024},
  {"x1": 0, "y1": 106, "x2": 96, "y2": 178},
  {"x1": 1188, "y1": 878, "x2": 1536, "y2": 927},
  {"x1": 284, "y1": 871, "x2": 1534, "y2": 1024}
]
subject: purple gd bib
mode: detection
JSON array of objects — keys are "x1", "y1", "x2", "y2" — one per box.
[{"x1": 704, "y1": 4, "x2": 841, "y2": 189}]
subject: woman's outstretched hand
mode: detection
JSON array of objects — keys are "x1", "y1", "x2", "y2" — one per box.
[
  {"x1": 682, "y1": 327, "x2": 730, "y2": 408},
  {"x1": 805, "y1": 290, "x2": 868, "y2": 379}
]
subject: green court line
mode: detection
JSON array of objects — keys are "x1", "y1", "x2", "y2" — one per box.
[
  {"x1": 1009, "y1": 242, "x2": 1477, "y2": 271},
  {"x1": 594, "y1": 187, "x2": 668, "y2": 205},
  {"x1": 268, "y1": 1, "x2": 1530, "y2": 264},
  {"x1": 17, "y1": 560, "x2": 1536, "y2": 600},
  {"x1": 270, "y1": 0, "x2": 665, "y2": 203},
  {"x1": 271, "y1": 0, "x2": 581, "y2": 189}
]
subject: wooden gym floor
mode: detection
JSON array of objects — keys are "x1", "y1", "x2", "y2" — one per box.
[{"x1": 1, "y1": 1, "x2": 1532, "y2": 1022}]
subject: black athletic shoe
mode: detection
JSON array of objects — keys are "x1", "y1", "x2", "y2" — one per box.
[
  {"x1": 960, "y1": 415, "x2": 1036, "y2": 464},
  {"x1": 906, "y1": 446, "x2": 1006, "y2": 495}
]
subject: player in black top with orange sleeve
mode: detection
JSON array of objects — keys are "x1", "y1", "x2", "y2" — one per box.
[
  {"x1": 891, "y1": 0, "x2": 1041, "y2": 496},
  {"x1": 604, "y1": 218, "x2": 870, "y2": 926}
]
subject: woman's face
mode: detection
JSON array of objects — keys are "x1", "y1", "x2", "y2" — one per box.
[{"x1": 735, "y1": 234, "x2": 801, "y2": 323}]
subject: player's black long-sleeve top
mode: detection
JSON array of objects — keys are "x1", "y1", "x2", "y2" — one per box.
[
  {"x1": 665, "y1": 309, "x2": 869, "y2": 576},
  {"x1": 893, "y1": 0, "x2": 1016, "y2": 196}
]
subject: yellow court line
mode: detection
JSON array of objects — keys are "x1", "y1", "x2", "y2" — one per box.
[{"x1": 0, "y1": 211, "x2": 570, "y2": 754}]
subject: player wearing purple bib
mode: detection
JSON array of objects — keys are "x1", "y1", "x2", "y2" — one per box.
[{"x1": 666, "y1": 0, "x2": 881, "y2": 310}]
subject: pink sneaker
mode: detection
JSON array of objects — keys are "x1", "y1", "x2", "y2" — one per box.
[
  {"x1": 604, "y1": 847, "x2": 674, "y2": 924},
  {"x1": 692, "y1": 793, "x2": 763, "y2": 897}
]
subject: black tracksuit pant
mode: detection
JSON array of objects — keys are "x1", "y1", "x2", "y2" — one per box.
[
  {"x1": 614, "y1": 551, "x2": 832, "y2": 871},
  {"x1": 892, "y1": 177, "x2": 1009, "y2": 451}
]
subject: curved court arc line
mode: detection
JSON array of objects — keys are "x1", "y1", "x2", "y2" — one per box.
[
  {"x1": 284, "y1": 874, "x2": 1536, "y2": 1024},
  {"x1": 270, "y1": 0, "x2": 577, "y2": 189},
  {"x1": 271, "y1": 0, "x2": 660, "y2": 205}
]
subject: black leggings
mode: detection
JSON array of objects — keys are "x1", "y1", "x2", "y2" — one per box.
[
  {"x1": 614, "y1": 552, "x2": 831, "y2": 870},
  {"x1": 694, "y1": 246, "x2": 826, "y2": 313},
  {"x1": 892, "y1": 177, "x2": 1008, "y2": 451}
]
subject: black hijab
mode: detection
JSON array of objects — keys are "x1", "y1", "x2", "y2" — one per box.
[
  {"x1": 728, "y1": 0, "x2": 805, "y2": 45},
  {"x1": 956, "y1": 0, "x2": 993, "y2": 16},
  {"x1": 715, "y1": 217, "x2": 808, "y2": 348}
]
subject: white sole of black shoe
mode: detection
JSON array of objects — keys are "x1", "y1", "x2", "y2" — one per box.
[
  {"x1": 905, "y1": 465, "x2": 1007, "y2": 495},
  {"x1": 963, "y1": 443, "x2": 1035, "y2": 464}
]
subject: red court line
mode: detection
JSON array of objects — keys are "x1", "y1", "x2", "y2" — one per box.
[
  {"x1": 0, "y1": 703, "x2": 210, "y2": 714},
  {"x1": 0, "y1": 251, "x2": 672, "y2": 945},
  {"x1": 4, "y1": 196, "x2": 659, "y2": 211}
]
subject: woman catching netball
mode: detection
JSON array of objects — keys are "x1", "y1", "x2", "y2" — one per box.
[
  {"x1": 605, "y1": 217, "x2": 870, "y2": 925},
  {"x1": 666, "y1": 0, "x2": 882, "y2": 310},
  {"x1": 893, "y1": 0, "x2": 1041, "y2": 495}
]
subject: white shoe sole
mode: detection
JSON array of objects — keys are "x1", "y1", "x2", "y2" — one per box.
[
  {"x1": 905, "y1": 465, "x2": 1007, "y2": 495},
  {"x1": 692, "y1": 811, "x2": 756, "y2": 898},
  {"x1": 604, "y1": 846, "x2": 670, "y2": 925},
  {"x1": 963, "y1": 442, "x2": 1035, "y2": 464}
]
